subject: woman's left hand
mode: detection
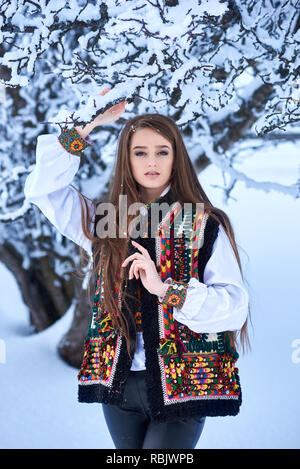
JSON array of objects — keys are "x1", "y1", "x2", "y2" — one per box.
[{"x1": 121, "y1": 240, "x2": 167, "y2": 297}]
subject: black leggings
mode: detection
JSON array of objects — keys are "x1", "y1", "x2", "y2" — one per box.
[{"x1": 102, "y1": 370, "x2": 206, "y2": 449}]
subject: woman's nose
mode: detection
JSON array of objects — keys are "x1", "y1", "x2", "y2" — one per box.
[{"x1": 146, "y1": 154, "x2": 158, "y2": 164}]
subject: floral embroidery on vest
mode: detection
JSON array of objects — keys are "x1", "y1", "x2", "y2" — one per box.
[
  {"x1": 78, "y1": 257, "x2": 122, "y2": 385},
  {"x1": 155, "y1": 203, "x2": 241, "y2": 404},
  {"x1": 77, "y1": 198, "x2": 242, "y2": 418}
]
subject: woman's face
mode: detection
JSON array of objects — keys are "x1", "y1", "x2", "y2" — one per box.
[{"x1": 129, "y1": 127, "x2": 174, "y2": 200}]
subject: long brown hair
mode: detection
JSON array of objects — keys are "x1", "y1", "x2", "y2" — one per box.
[{"x1": 72, "y1": 113, "x2": 252, "y2": 360}]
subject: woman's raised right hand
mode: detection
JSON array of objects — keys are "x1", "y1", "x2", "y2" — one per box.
[
  {"x1": 91, "y1": 88, "x2": 128, "y2": 127},
  {"x1": 75, "y1": 88, "x2": 128, "y2": 138}
]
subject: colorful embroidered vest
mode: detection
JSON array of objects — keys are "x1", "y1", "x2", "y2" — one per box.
[{"x1": 78, "y1": 191, "x2": 242, "y2": 423}]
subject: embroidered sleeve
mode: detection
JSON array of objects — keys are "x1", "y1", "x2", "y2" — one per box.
[
  {"x1": 58, "y1": 127, "x2": 93, "y2": 157},
  {"x1": 24, "y1": 132, "x2": 94, "y2": 257},
  {"x1": 157, "y1": 278, "x2": 188, "y2": 309}
]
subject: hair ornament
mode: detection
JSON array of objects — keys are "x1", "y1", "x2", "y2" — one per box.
[{"x1": 129, "y1": 118, "x2": 160, "y2": 133}]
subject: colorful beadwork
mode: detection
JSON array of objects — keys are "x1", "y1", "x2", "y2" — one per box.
[
  {"x1": 134, "y1": 284, "x2": 143, "y2": 332},
  {"x1": 58, "y1": 127, "x2": 92, "y2": 156}
]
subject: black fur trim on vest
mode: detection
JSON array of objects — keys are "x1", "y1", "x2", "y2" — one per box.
[{"x1": 197, "y1": 214, "x2": 220, "y2": 283}]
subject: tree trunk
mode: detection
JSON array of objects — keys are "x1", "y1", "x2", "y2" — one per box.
[
  {"x1": 0, "y1": 240, "x2": 96, "y2": 369},
  {"x1": 57, "y1": 272, "x2": 94, "y2": 369},
  {"x1": 0, "y1": 241, "x2": 74, "y2": 330}
]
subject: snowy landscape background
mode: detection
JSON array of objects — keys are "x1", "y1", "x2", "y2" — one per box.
[{"x1": 1, "y1": 138, "x2": 299, "y2": 449}]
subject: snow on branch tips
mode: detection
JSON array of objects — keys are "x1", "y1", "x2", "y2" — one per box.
[{"x1": 0, "y1": 0, "x2": 300, "y2": 214}]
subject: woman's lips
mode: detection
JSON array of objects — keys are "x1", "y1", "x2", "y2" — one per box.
[{"x1": 145, "y1": 172, "x2": 160, "y2": 178}]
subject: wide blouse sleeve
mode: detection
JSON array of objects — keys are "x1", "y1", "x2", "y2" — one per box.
[
  {"x1": 157, "y1": 224, "x2": 249, "y2": 333},
  {"x1": 23, "y1": 129, "x2": 95, "y2": 257}
]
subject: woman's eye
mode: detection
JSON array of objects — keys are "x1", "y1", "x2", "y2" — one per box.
[{"x1": 134, "y1": 151, "x2": 168, "y2": 156}]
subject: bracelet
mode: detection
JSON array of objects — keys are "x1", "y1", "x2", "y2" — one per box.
[
  {"x1": 157, "y1": 279, "x2": 188, "y2": 309},
  {"x1": 58, "y1": 127, "x2": 92, "y2": 157}
]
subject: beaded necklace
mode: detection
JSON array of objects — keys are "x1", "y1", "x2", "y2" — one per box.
[
  {"x1": 140, "y1": 192, "x2": 166, "y2": 238},
  {"x1": 144, "y1": 192, "x2": 164, "y2": 209}
]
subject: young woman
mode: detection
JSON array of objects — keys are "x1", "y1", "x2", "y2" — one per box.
[{"x1": 24, "y1": 88, "x2": 250, "y2": 450}]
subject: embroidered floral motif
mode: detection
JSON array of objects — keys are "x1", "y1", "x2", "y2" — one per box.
[
  {"x1": 78, "y1": 259, "x2": 119, "y2": 384},
  {"x1": 58, "y1": 127, "x2": 92, "y2": 156},
  {"x1": 157, "y1": 279, "x2": 188, "y2": 309},
  {"x1": 162, "y1": 353, "x2": 240, "y2": 400},
  {"x1": 78, "y1": 336, "x2": 118, "y2": 382}
]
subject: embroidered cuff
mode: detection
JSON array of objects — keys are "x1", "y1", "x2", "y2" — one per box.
[
  {"x1": 157, "y1": 278, "x2": 188, "y2": 309},
  {"x1": 58, "y1": 127, "x2": 93, "y2": 157}
]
